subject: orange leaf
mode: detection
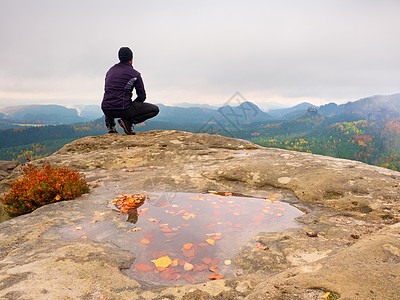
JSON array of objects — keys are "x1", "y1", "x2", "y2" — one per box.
[
  {"x1": 89, "y1": 220, "x2": 97, "y2": 224},
  {"x1": 80, "y1": 236, "x2": 87, "y2": 239},
  {"x1": 182, "y1": 273, "x2": 196, "y2": 283},
  {"x1": 209, "y1": 265, "x2": 219, "y2": 272},
  {"x1": 160, "y1": 227, "x2": 172, "y2": 232},
  {"x1": 135, "y1": 264, "x2": 153, "y2": 271},
  {"x1": 164, "y1": 232, "x2": 178, "y2": 238},
  {"x1": 182, "y1": 246, "x2": 196, "y2": 258},
  {"x1": 208, "y1": 274, "x2": 224, "y2": 280},
  {"x1": 74, "y1": 226, "x2": 82, "y2": 230},
  {"x1": 198, "y1": 243, "x2": 208, "y2": 247},
  {"x1": 143, "y1": 234, "x2": 153, "y2": 238},
  {"x1": 183, "y1": 243, "x2": 193, "y2": 250},
  {"x1": 152, "y1": 250, "x2": 168, "y2": 259},
  {"x1": 202, "y1": 257, "x2": 212, "y2": 264},
  {"x1": 193, "y1": 264, "x2": 208, "y2": 272},
  {"x1": 256, "y1": 243, "x2": 269, "y2": 250},
  {"x1": 140, "y1": 238, "x2": 150, "y2": 245}
]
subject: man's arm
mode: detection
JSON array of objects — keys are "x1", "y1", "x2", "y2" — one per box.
[{"x1": 133, "y1": 74, "x2": 146, "y2": 102}]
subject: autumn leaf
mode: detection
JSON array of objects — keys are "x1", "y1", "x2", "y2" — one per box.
[
  {"x1": 160, "y1": 227, "x2": 172, "y2": 232},
  {"x1": 183, "y1": 243, "x2": 193, "y2": 250},
  {"x1": 182, "y1": 273, "x2": 196, "y2": 283},
  {"x1": 184, "y1": 262, "x2": 194, "y2": 271},
  {"x1": 208, "y1": 274, "x2": 224, "y2": 280},
  {"x1": 224, "y1": 260, "x2": 232, "y2": 265},
  {"x1": 202, "y1": 257, "x2": 212, "y2": 264},
  {"x1": 182, "y1": 246, "x2": 196, "y2": 258},
  {"x1": 89, "y1": 220, "x2": 97, "y2": 224},
  {"x1": 55, "y1": 194, "x2": 61, "y2": 201},
  {"x1": 256, "y1": 243, "x2": 269, "y2": 250},
  {"x1": 151, "y1": 256, "x2": 172, "y2": 268},
  {"x1": 131, "y1": 227, "x2": 142, "y2": 232},
  {"x1": 80, "y1": 236, "x2": 87, "y2": 239},
  {"x1": 209, "y1": 265, "x2": 219, "y2": 272},
  {"x1": 135, "y1": 264, "x2": 153, "y2": 271},
  {"x1": 140, "y1": 238, "x2": 151, "y2": 245},
  {"x1": 74, "y1": 226, "x2": 82, "y2": 230},
  {"x1": 206, "y1": 238, "x2": 215, "y2": 245},
  {"x1": 198, "y1": 243, "x2": 208, "y2": 247},
  {"x1": 193, "y1": 264, "x2": 208, "y2": 272},
  {"x1": 164, "y1": 232, "x2": 178, "y2": 238}
]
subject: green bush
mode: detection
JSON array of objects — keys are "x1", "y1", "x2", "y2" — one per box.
[{"x1": 1, "y1": 163, "x2": 89, "y2": 216}]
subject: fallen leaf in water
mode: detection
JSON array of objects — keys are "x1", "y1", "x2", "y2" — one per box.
[
  {"x1": 208, "y1": 274, "x2": 224, "y2": 280},
  {"x1": 209, "y1": 265, "x2": 219, "y2": 272},
  {"x1": 80, "y1": 236, "x2": 87, "y2": 239},
  {"x1": 256, "y1": 243, "x2": 269, "y2": 250},
  {"x1": 224, "y1": 191, "x2": 232, "y2": 196},
  {"x1": 206, "y1": 238, "x2": 215, "y2": 245},
  {"x1": 224, "y1": 260, "x2": 232, "y2": 265},
  {"x1": 135, "y1": 264, "x2": 153, "y2": 271},
  {"x1": 151, "y1": 256, "x2": 172, "y2": 268},
  {"x1": 198, "y1": 243, "x2": 208, "y2": 247},
  {"x1": 183, "y1": 243, "x2": 193, "y2": 250},
  {"x1": 131, "y1": 227, "x2": 142, "y2": 232},
  {"x1": 89, "y1": 220, "x2": 97, "y2": 224},
  {"x1": 171, "y1": 259, "x2": 179, "y2": 267},
  {"x1": 182, "y1": 273, "x2": 196, "y2": 283},
  {"x1": 140, "y1": 238, "x2": 151, "y2": 245},
  {"x1": 99, "y1": 212, "x2": 106, "y2": 216},
  {"x1": 160, "y1": 227, "x2": 172, "y2": 232},
  {"x1": 74, "y1": 226, "x2": 82, "y2": 230},
  {"x1": 234, "y1": 224, "x2": 242, "y2": 228},
  {"x1": 164, "y1": 232, "x2": 178, "y2": 238},
  {"x1": 182, "y1": 246, "x2": 196, "y2": 258},
  {"x1": 202, "y1": 257, "x2": 212, "y2": 264},
  {"x1": 193, "y1": 264, "x2": 208, "y2": 272},
  {"x1": 152, "y1": 251, "x2": 168, "y2": 259},
  {"x1": 208, "y1": 191, "x2": 218, "y2": 194},
  {"x1": 276, "y1": 213, "x2": 283, "y2": 217},
  {"x1": 184, "y1": 262, "x2": 194, "y2": 271}
]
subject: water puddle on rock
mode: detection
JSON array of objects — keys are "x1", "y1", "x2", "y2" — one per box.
[{"x1": 63, "y1": 192, "x2": 303, "y2": 286}]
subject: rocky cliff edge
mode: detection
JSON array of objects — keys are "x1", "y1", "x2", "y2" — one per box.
[{"x1": 0, "y1": 130, "x2": 399, "y2": 299}]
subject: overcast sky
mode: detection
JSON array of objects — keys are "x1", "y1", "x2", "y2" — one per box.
[{"x1": 1, "y1": 0, "x2": 399, "y2": 109}]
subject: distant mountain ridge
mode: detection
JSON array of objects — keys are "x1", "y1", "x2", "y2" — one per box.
[{"x1": 1, "y1": 93, "x2": 400, "y2": 130}]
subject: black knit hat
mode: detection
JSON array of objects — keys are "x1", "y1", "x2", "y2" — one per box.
[{"x1": 118, "y1": 47, "x2": 133, "y2": 62}]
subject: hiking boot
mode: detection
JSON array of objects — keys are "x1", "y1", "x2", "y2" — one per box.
[
  {"x1": 118, "y1": 119, "x2": 135, "y2": 135},
  {"x1": 107, "y1": 125, "x2": 118, "y2": 134}
]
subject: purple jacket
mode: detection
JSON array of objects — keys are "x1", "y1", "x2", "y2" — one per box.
[{"x1": 102, "y1": 62, "x2": 146, "y2": 110}]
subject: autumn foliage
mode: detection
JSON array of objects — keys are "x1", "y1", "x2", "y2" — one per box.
[{"x1": 1, "y1": 163, "x2": 89, "y2": 216}]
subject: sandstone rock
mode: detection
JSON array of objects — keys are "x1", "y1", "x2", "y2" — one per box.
[{"x1": 0, "y1": 130, "x2": 399, "y2": 299}]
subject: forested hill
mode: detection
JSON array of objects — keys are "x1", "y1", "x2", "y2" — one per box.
[{"x1": 0, "y1": 93, "x2": 399, "y2": 171}]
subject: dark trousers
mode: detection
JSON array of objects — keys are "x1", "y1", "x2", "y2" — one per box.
[{"x1": 102, "y1": 101, "x2": 159, "y2": 127}]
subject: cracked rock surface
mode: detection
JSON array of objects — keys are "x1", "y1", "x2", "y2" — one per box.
[{"x1": 1, "y1": 130, "x2": 400, "y2": 299}]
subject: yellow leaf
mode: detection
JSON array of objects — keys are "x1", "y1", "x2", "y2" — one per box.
[
  {"x1": 55, "y1": 194, "x2": 61, "y2": 201},
  {"x1": 224, "y1": 260, "x2": 231, "y2": 265},
  {"x1": 206, "y1": 238, "x2": 215, "y2": 245},
  {"x1": 322, "y1": 292, "x2": 331, "y2": 299},
  {"x1": 89, "y1": 220, "x2": 97, "y2": 224},
  {"x1": 74, "y1": 226, "x2": 82, "y2": 230},
  {"x1": 151, "y1": 256, "x2": 172, "y2": 268}
]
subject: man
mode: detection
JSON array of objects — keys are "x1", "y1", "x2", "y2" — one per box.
[{"x1": 101, "y1": 47, "x2": 159, "y2": 134}]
